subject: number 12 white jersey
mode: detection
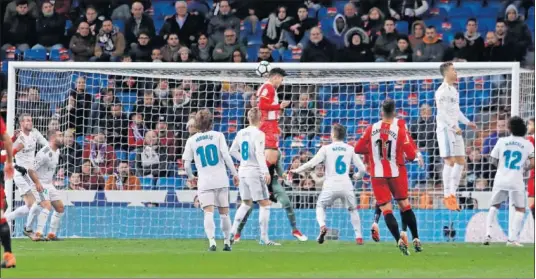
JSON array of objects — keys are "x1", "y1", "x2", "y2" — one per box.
[
  {"x1": 490, "y1": 136, "x2": 534, "y2": 191},
  {"x1": 229, "y1": 126, "x2": 269, "y2": 177}
]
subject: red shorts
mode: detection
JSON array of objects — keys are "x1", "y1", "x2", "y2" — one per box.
[
  {"x1": 371, "y1": 166, "x2": 409, "y2": 205},
  {"x1": 260, "y1": 121, "x2": 280, "y2": 149},
  {"x1": 528, "y1": 177, "x2": 535, "y2": 198}
]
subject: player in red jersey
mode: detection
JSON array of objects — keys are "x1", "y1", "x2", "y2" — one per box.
[
  {"x1": 0, "y1": 116, "x2": 16, "y2": 268},
  {"x1": 527, "y1": 118, "x2": 535, "y2": 219},
  {"x1": 355, "y1": 100, "x2": 419, "y2": 255}
]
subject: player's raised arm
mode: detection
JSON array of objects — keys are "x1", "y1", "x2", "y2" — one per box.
[
  {"x1": 293, "y1": 146, "x2": 327, "y2": 173},
  {"x1": 354, "y1": 126, "x2": 372, "y2": 154}
]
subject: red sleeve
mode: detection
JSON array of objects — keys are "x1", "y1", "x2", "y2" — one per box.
[
  {"x1": 0, "y1": 117, "x2": 6, "y2": 136},
  {"x1": 397, "y1": 119, "x2": 418, "y2": 152},
  {"x1": 355, "y1": 126, "x2": 372, "y2": 154},
  {"x1": 399, "y1": 126, "x2": 416, "y2": 161},
  {"x1": 258, "y1": 85, "x2": 280, "y2": 111}
]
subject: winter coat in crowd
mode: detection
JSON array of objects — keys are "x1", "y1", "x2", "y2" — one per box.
[
  {"x1": 159, "y1": 13, "x2": 206, "y2": 47},
  {"x1": 504, "y1": 4, "x2": 533, "y2": 60},
  {"x1": 94, "y1": 26, "x2": 126, "y2": 57},
  {"x1": 337, "y1": 27, "x2": 374, "y2": 62},
  {"x1": 464, "y1": 31, "x2": 485, "y2": 61},
  {"x1": 408, "y1": 20, "x2": 425, "y2": 49},
  {"x1": 412, "y1": 35, "x2": 444, "y2": 62},
  {"x1": 4, "y1": 0, "x2": 39, "y2": 23},
  {"x1": 373, "y1": 30, "x2": 399, "y2": 60},
  {"x1": 69, "y1": 33, "x2": 96, "y2": 61},
  {"x1": 35, "y1": 12, "x2": 66, "y2": 47},
  {"x1": 124, "y1": 14, "x2": 156, "y2": 46},
  {"x1": 207, "y1": 13, "x2": 241, "y2": 43},
  {"x1": 2, "y1": 12, "x2": 36, "y2": 46},
  {"x1": 300, "y1": 38, "x2": 336, "y2": 62},
  {"x1": 212, "y1": 41, "x2": 247, "y2": 62}
]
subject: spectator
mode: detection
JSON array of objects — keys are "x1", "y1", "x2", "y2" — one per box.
[
  {"x1": 109, "y1": 0, "x2": 133, "y2": 21},
  {"x1": 413, "y1": 26, "x2": 444, "y2": 62},
  {"x1": 262, "y1": 6, "x2": 292, "y2": 51},
  {"x1": 69, "y1": 21, "x2": 96, "y2": 62},
  {"x1": 153, "y1": 79, "x2": 171, "y2": 106},
  {"x1": 79, "y1": 159, "x2": 105, "y2": 190},
  {"x1": 443, "y1": 32, "x2": 476, "y2": 62},
  {"x1": 1, "y1": 0, "x2": 36, "y2": 55},
  {"x1": 482, "y1": 118, "x2": 509, "y2": 155},
  {"x1": 363, "y1": 7, "x2": 385, "y2": 40},
  {"x1": 212, "y1": 29, "x2": 246, "y2": 62},
  {"x1": 190, "y1": 33, "x2": 213, "y2": 62},
  {"x1": 33, "y1": 1, "x2": 66, "y2": 51},
  {"x1": 408, "y1": 20, "x2": 425, "y2": 49},
  {"x1": 4, "y1": 0, "x2": 39, "y2": 24},
  {"x1": 68, "y1": 173, "x2": 84, "y2": 190},
  {"x1": 100, "y1": 103, "x2": 128, "y2": 150},
  {"x1": 410, "y1": 104, "x2": 438, "y2": 181},
  {"x1": 155, "y1": 117, "x2": 178, "y2": 163},
  {"x1": 359, "y1": 1, "x2": 390, "y2": 21},
  {"x1": 388, "y1": 36, "x2": 412, "y2": 62},
  {"x1": 257, "y1": 45, "x2": 274, "y2": 62},
  {"x1": 92, "y1": 19, "x2": 126, "y2": 62},
  {"x1": 69, "y1": 6, "x2": 103, "y2": 38},
  {"x1": 207, "y1": 0, "x2": 240, "y2": 43},
  {"x1": 105, "y1": 161, "x2": 141, "y2": 190},
  {"x1": 337, "y1": 27, "x2": 373, "y2": 62},
  {"x1": 187, "y1": 0, "x2": 210, "y2": 17},
  {"x1": 82, "y1": 130, "x2": 117, "y2": 175},
  {"x1": 65, "y1": 77, "x2": 93, "y2": 137},
  {"x1": 166, "y1": 86, "x2": 196, "y2": 154},
  {"x1": 61, "y1": 129, "x2": 83, "y2": 176},
  {"x1": 128, "y1": 112, "x2": 147, "y2": 150},
  {"x1": 464, "y1": 18, "x2": 485, "y2": 61},
  {"x1": 495, "y1": 19, "x2": 512, "y2": 47},
  {"x1": 504, "y1": 4, "x2": 533, "y2": 61},
  {"x1": 329, "y1": 14, "x2": 347, "y2": 48},
  {"x1": 124, "y1": 1, "x2": 155, "y2": 49},
  {"x1": 178, "y1": 46, "x2": 194, "y2": 62},
  {"x1": 373, "y1": 17, "x2": 398, "y2": 61},
  {"x1": 129, "y1": 32, "x2": 153, "y2": 62},
  {"x1": 232, "y1": 49, "x2": 245, "y2": 62},
  {"x1": 300, "y1": 27, "x2": 336, "y2": 62},
  {"x1": 287, "y1": 156, "x2": 305, "y2": 189},
  {"x1": 53, "y1": 167, "x2": 67, "y2": 190},
  {"x1": 48, "y1": 117, "x2": 60, "y2": 131},
  {"x1": 91, "y1": 88, "x2": 118, "y2": 122},
  {"x1": 467, "y1": 147, "x2": 494, "y2": 191},
  {"x1": 295, "y1": 176, "x2": 316, "y2": 209},
  {"x1": 389, "y1": 0, "x2": 429, "y2": 23},
  {"x1": 136, "y1": 130, "x2": 168, "y2": 177},
  {"x1": 483, "y1": 31, "x2": 511, "y2": 62},
  {"x1": 22, "y1": 87, "x2": 51, "y2": 132},
  {"x1": 159, "y1": 1, "x2": 205, "y2": 48},
  {"x1": 342, "y1": 2, "x2": 363, "y2": 29},
  {"x1": 310, "y1": 164, "x2": 325, "y2": 189},
  {"x1": 281, "y1": 5, "x2": 318, "y2": 49},
  {"x1": 288, "y1": 93, "x2": 319, "y2": 139},
  {"x1": 160, "y1": 33, "x2": 183, "y2": 62},
  {"x1": 59, "y1": 94, "x2": 77, "y2": 132},
  {"x1": 151, "y1": 48, "x2": 163, "y2": 62},
  {"x1": 133, "y1": 90, "x2": 163, "y2": 129}
]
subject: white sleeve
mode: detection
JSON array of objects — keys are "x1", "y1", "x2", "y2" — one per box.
[
  {"x1": 294, "y1": 147, "x2": 326, "y2": 173},
  {"x1": 33, "y1": 150, "x2": 49, "y2": 171},
  {"x1": 490, "y1": 139, "x2": 501, "y2": 160},
  {"x1": 229, "y1": 134, "x2": 241, "y2": 162},
  {"x1": 254, "y1": 133, "x2": 269, "y2": 175},
  {"x1": 182, "y1": 139, "x2": 195, "y2": 179},
  {"x1": 351, "y1": 152, "x2": 367, "y2": 173},
  {"x1": 457, "y1": 110, "x2": 470, "y2": 125},
  {"x1": 435, "y1": 88, "x2": 457, "y2": 129},
  {"x1": 414, "y1": 0, "x2": 429, "y2": 16},
  {"x1": 219, "y1": 133, "x2": 238, "y2": 177},
  {"x1": 35, "y1": 129, "x2": 48, "y2": 147}
]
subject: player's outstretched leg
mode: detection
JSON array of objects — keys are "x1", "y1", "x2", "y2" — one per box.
[
  {"x1": 272, "y1": 175, "x2": 307, "y2": 241},
  {"x1": 234, "y1": 206, "x2": 252, "y2": 243},
  {"x1": 484, "y1": 205, "x2": 499, "y2": 245},
  {"x1": 348, "y1": 209, "x2": 363, "y2": 245},
  {"x1": 399, "y1": 203, "x2": 421, "y2": 252},
  {"x1": 371, "y1": 204, "x2": 381, "y2": 242},
  {"x1": 0, "y1": 217, "x2": 16, "y2": 268}
]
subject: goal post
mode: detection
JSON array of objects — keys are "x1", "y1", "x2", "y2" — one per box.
[{"x1": 5, "y1": 61, "x2": 534, "y2": 242}]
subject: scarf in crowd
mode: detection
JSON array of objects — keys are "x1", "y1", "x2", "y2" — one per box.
[
  {"x1": 266, "y1": 13, "x2": 292, "y2": 40},
  {"x1": 142, "y1": 146, "x2": 160, "y2": 167},
  {"x1": 97, "y1": 27, "x2": 118, "y2": 53},
  {"x1": 131, "y1": 122, "x2": 145, "y2": 142},
  {"x1": 90, "y1": 143, "x2": 106, "y2": 165}
]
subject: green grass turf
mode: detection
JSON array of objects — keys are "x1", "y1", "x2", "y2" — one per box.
[{"x1": 1, "y1": 239, "x2": 534, "y2": 278}]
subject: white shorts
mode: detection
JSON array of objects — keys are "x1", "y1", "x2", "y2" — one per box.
[
  {"x1": 198, "y1": 187, "x2": 230, "y2": 208},
  {"x1": 317, "y1": 188, "x2": 357, "y2": 210},
  {"x1": 14, "y1": 170, "x2": 34, "y2": 196},
  {"x1": 32, "y1": 184, "x2": 61, "y2": 203},
  {"x1": 490, "y1": 188, "x2": 526, "y2": 208},
  {"x1": 437, "y1": 127, "x2": 465, "y2": 157},
  {"x1": 239, "y1": 175, "x2": 269, "y2": 202}
]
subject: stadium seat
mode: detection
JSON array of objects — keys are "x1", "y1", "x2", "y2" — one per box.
[
  {"x1": 246, "y1": 45, "x2": 259, "y2": 62},
  {"x1": 156, "y1": 177, "x2": 184, "y2": 190},
  {"x1": 448, "y1": 7, "x2": 474, "y2": 18},
  {"x1": 335, "y1": 0, "x2": 347, "y2": 13},
  {"x1": 139, "y1": 177, "x2": 155, "y2": 190},
  {"x1": 152, "y1": 1, "x2": 175, "y2": 19},
  {"x1": 435, "y1": 1, "x2": 458, "y2": 12},
  {"x1": 49, "y1": 48, "x2": 70, "y2": 61},
  {"x1": 23, "y1": 49, "x2": 47, "y2": 61},
  {"x1": 320, "y1": 17, "x2": 333, "y2": 34},
  {"x1": 115, "y1": 150, "x2": 128, "y2": 161},
  {"x1": 396, "y1": 21, "x2": 409, "y2": 34},
  {"x1": 65, "y1": 20, "x2": 72, "y2": 35},
  {"x1": 478, "y1": 7, "x2": 499, "y2": 17},
  {"x1": 271, "y1": 49, "x2": 281, "y2": 62},
  {"x1": 460, "y1": 1, "x2": 483, "y2": 15},
  {"x1": 113, "y1": 20, "x2": 125, "y2": 33},
  {"x1": 317, "y1": 7, "x2": 328, "y2": 19}
]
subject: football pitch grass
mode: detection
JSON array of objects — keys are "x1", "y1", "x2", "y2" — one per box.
[{"x1": 1, "y1": 239, "x2": 534, "y2": 278}]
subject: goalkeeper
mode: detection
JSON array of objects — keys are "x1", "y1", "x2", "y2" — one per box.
[{"x1": 232, "y1": 152, "x2": 307, "y2": 242}]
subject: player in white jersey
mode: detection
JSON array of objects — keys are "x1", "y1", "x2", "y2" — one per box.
[
  {"x1": 183, "y1": 109, "x2": 239, "y2": 252},
  {"x1": 229, "y1": 108, "x2": 280, "y2": 245},
  {"x1": 484, "y1": 116, "x2": 535, "y2": 246},
  {"x1": 435, "y1": 62, "x2": 478, "y2": 211},
  {"x1": 4, "y1": 113, "x2": 48, "y2": 237},
  {"x1": 291, "y1": 124, "x2": 367, "y2": 245},
  {"x1": 26, "y1": 129, "x2": 64, "y2": 241}
]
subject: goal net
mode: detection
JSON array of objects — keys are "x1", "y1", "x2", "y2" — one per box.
[{"x1": 5, "y1": 62, "x2": 535, "y2": 243}]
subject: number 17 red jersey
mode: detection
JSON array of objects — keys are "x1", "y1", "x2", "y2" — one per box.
[{"x1": 355, "y1": 120, "x2": 416, "y2": 178}]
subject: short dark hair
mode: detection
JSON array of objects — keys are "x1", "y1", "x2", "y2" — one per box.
[
  {"x1": 509, "y1": 116, "x2": 527, "y2": 137},
  {"x1": 467, "y1": 17, "x2": 477, "y2": 24},
  {"x1": 118, "y1": 160, "x2": 129, "y2": 166},
  {"x1": 268, "y1": 67, "x2": 287, "y2": 77},
  {"x1": 103, "y1": 18, "x2": 113, "y2": 24},
  {"x1": 16, "y1": 0, "x2": 29, "y2": 6},
  {"x1": 259, "y1": 44, "x2": 270, "y2": 50},
  {"x1": 439, "y1": 62, "x2": 453, "y2": 77},
  {"x1": 384, "y1": 17, "x2": 396, "y2": 24},
  {"x1": 382, "y1": 99, "x2": 396, "y2": 118},
  {"x1": 195, "y1": 109, "x2": 213, "y2": 132},
  {"x1": 426, "y1": 25, "x2": 436, "y2": 31},
  {"x1": 332, "y1": 123, "x2": 346, "y2": 140},
  {"x1": 496, "y1": 18, "x2": 506, "y2": 24}
]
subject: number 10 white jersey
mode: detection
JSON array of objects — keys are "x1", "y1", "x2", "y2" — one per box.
[{"x1": 490, "y1": 136, "x2": 534, "y2": 191}]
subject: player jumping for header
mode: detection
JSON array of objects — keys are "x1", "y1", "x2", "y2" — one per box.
[
  {"x1": 355, "y1": 100, "x2": 420, "y2": 255},
  {"x1": 484, "y1": 116, "x2": 534, "y2": 246},
  {"x1": 435, "y1": 62, "x2": 478, "y2": 211},
  {"x1": 256, "y1": 67, "x2": 307, "y2": 241}
]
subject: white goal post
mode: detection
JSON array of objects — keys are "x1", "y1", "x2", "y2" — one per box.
[{"x1": 5, "y1": 61, "x2": 534, "y2": 242}]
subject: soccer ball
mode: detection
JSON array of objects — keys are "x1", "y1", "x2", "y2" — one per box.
[{"x1": 256, "y1": 61, "x2": 272, "y2": 77}]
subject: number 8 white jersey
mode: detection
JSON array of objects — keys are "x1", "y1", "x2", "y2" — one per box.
[
  {"x1": 182, "y1": 130, "x2": 238, "y2": 190},
  {"x1": 490, "y1": 135, "x2": 535, "y2": 191},
  {"x1": 229, "y1": 126, "x2": 269, "y2": 177}
]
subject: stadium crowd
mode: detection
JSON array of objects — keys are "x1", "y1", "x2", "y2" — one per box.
[{"x1": 0, "y1": 0, "x2": 534, "y2": 209}]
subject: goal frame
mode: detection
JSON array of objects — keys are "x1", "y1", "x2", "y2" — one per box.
[{"x1": 5, "y1": 61, "x2": 522, "y2": 214}]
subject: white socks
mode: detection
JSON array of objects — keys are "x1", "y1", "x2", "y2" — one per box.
[
  {"x1": 349, "y1": 210, "x2": 363, "y2": 239},
  {"x1": 259, "y1": 205, "x2": 270, "y2": 242},
  {"x1": 49, "y1": 212, "x2": 64, "y2": 234},
  {"x1": 316, "y1": 206, "x2": 326, "y2": 228},
  {"x1": 220, "y1": 213, "x2": 231, "y2": 245},
  {"x1": 509, "y1": 211, "x2": 525, "y2": 242},
  {"x1": 450, "y1": 164, "x2": 464, "y2": 196},
  {"x1": 442, "y1": 165, "x2": 452, "y2": 197},
  {"x1": 35, "y1": 208, "x2": 50, "y2": 234},
  {"x1": 485, "y1": 206, "x2": 498, "y2": 237},
  {"x1": 5, "y1": 205, "x2": 29, "y2": 222},
  {"x1": 204, "y1": 211, "x2": 216, "y2": 246},
  {"x1": 25, "y1": 203, "x2": 42, "y2": 229},
  {"x1": 231, "y1": 204, "x2": 251, "y2": 235}
]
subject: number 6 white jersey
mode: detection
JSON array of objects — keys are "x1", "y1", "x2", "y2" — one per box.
[
  {"x1": 182, "y1": 130, "x2": 238, "y2": 191},
  {"x1": 490, "y1": 135, "x2": 534, "y2": 191},
  {"x1": 229, "y1": 126, "x2": 269, "y2": 177}
]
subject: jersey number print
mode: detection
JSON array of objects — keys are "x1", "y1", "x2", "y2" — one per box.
[{"x1": 196, "y1": 144, "x2": 219, "y2": 167}]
